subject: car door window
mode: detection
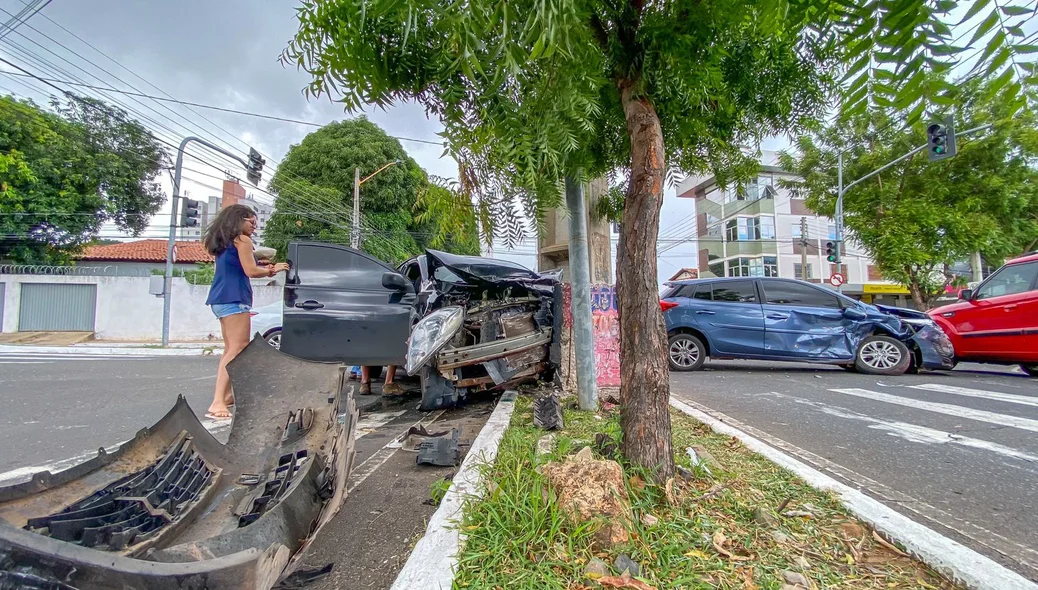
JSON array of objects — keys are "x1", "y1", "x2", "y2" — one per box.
[
  {"x1": 763, "y1": 281, "x2": 842, "y2": 309},
  {"x1": 295, "y1": 243, "x2": 393, "y2": 290},
  {"x1": 975, "y1": 262, "x2": 1038, "y2": 300},
  {"x1": 692, "y1": 284, "x2": 713, "y2": 301},
  {"x1": 675, "y1": 284, "x2": 698, "y2": 298},
  {"x1": 711, "y1": 281, "x2": 758, "y2": 303}
]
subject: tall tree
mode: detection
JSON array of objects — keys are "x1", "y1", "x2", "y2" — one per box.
[
  {"x1": 780, "y1": 81, "x2": 1038, "y2": 309},
  {"x1": 282, "y1": 0, "x2": 1033, "y2": 480},
  {"x1": 0, "y1": 95, "x2": 168, "y2": 264},
  {"x1": 262, "y1": 117, "x2": 479, "y2": 264}
]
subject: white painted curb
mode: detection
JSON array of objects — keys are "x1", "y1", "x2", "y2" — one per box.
[
  {"x1": 389, "y1": 395, "x2": 517, "y2": 590},
  {"x1": 0, "y1": 345, "x2": 220, "y2": 356},
  {"x1": 670, "y1": 396, "x2": 1038, "y2": 590}
]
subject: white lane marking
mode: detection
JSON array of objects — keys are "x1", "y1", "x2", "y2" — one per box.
[
  {"x1": 0, "y1": 355, "x2": 154, "y2": 361},
  {"x1": 348, "y1": 410, "x2": 444, "y2": 494},
  {"x1": 766, "y1": 392, "x2": 1038, "y2": 465},
  {"x1": 830, "y1": 388, "x2": 1038, "y2": 433},
  {"x1": 0, "y1": 419, "x2": 230, "y2": 485},
  {"x1": 356, "y1": 410, "x2": 408, "y2": 438},
  {"x1": 909, "y1": 383, "x2": 1038, "y2": 408},
  {"x1": 0, "y1": 361, "x2": 52, "y2": 364},
  {"x1": 671, "y1": 396, "x2": 1038, "y2": 590}
]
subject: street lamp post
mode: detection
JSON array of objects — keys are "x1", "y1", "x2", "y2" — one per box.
[{"x1": 351, "y1": 160, "x2": 403, "y2": 249}]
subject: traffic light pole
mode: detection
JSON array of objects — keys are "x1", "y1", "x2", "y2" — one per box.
[
  {"x1": 163, "y1": 137, "x2": 252, "y2": 347},
  {"x1": 833, "y1": 123, "x2": 992, "y2": 295}
]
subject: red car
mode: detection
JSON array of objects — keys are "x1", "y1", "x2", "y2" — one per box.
[{"x1": 929, "y1": 251, "x2": 1038, "y2": 377}]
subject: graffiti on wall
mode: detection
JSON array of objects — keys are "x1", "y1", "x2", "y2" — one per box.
[{"x1": 590, "y1": 284, "x2": 620, "y2": 386}]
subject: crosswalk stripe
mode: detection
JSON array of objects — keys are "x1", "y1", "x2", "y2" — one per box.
[
  {"x1": 908, "y1": 383, "x2": 1038, "y2": 408},
  {"x1": 766, "y1": 391, "x2": 1038, "y2": 464},
  {"x1": 830, "y1": 388, "x2": 1038, "y2": 433},
  {"x1": 356, "y1": 410, "x2": 408, "y2": 438}
]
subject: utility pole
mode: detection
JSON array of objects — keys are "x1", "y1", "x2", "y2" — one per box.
[
  {"x1": 970, "y1": 251, "x2": 984, "y2": 283},
  {"x1": 565, "y1": 174, "x2": 598, "y2": 411},
  {"x1": 800, "y1": 217, "x2": 809, "y2": 281},
  {"x1": 163, "y1": 137, "x2": 260, "y2": 346},
  {"x1": 351, "y1": 160, "x2": 401, "y2": 250},
  {"x1": 352, "y1": 167, "x2": 361, "y2": 249}
]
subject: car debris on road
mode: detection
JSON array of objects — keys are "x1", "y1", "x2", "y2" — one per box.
[{"x1": 0, "y1": 337, "x2": 358, "y2": 590}]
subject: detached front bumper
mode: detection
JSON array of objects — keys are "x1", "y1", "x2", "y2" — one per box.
[{"x1": 910, "y1": 324, "x2": 956, "y2": 370}]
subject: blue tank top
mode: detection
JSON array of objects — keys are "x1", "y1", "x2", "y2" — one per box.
[{"x1": 205, "y1": 245, "x2": 253, "y2": 306}]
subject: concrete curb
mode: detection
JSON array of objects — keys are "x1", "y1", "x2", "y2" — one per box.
[
  {"x1": 0, "y1": 344, "x2": 220, "y2": 356},
  {"x1": 389, "y1": 394, "x2": 517, "y2": 590},
  {"x1": 670, "y1": 396, "x2": 1038, "y2": 590}
]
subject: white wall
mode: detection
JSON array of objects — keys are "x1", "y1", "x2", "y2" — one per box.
[{"x1": 0, "y1": 274, "x2": 280, "y2": 341}]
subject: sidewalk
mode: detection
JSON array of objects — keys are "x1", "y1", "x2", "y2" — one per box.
[{"x1": 0, "y1": 342, "x2": 221, "y2": 356}]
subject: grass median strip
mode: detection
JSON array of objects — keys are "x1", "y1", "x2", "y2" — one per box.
[{"x1": 455, "y1": 394, "x2": 958, "y2": 590}]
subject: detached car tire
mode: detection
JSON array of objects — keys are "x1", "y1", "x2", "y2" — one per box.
[
  {"x1": 668, "y1": 333, "x2": 706, "y2": 372},
  {"x1": 1021, "y1": 364, "x2": 1038, "y2": 378},
  {"x1": 855, "y1": 335, "x2": 911, "y2": 376}
]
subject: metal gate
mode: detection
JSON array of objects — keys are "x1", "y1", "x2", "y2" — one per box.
[{"x1": 18, "y1": 283, "x2": 97, "y2": 332}]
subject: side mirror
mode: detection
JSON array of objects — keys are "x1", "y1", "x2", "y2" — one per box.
[
  {"x1": 842, "y1": 307, "x2": 868, "y2": 321},
  {"x1": 958, "y1": 289, "x2": 973, "y2": 301},
  {"x1": 382, "y1": 272, "x2": 409, "y2": 291}
]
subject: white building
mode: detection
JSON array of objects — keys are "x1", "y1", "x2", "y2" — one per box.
[{"x1": 674, "y1": 151, "x2": 913, "y2": 307}]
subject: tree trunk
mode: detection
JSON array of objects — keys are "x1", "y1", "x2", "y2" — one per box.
[
  {"x1": 908, "y1": 283, "x2": 927, "y2": 310},
  {"x1": 616, "y1": 81, "x2": 674, "y2": 482}
]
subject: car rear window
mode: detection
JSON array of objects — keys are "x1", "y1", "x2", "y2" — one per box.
[
  {"x1": 710, "y1": 281, "x2": 758, "y2": 303},
  {"x1": 763, "y1": 281, "x2": 841, "y2": 308}
]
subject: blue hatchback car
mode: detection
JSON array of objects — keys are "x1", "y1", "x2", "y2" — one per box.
[{"x1": 661, "y1": 277, "x2": 954, "y2": 375}]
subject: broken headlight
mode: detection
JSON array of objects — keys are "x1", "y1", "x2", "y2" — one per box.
[{"x1": 406, "y1": 306, "x2": 464, "y2": 375}]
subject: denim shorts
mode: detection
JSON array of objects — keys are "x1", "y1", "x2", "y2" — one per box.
[{"x1": 211, "y1": 303, "x2": 251, "y2": 319}]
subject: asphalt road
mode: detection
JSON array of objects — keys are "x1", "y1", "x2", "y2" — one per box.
[{"x1": 670, "y1": 360, "x2": 1038, "y2": 580}]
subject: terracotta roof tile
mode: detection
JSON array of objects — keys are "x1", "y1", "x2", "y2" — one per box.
[{"x1": 78, "y1": 240, "x2": 215, "y2": 263}]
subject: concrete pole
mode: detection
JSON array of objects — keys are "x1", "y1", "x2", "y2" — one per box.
[
  {"x1": 836, "y1": 152, "x2": 844, "y2": 293},
  {"x1": 352, "y1": 167, "x2": 361, "y2": 249},
  {"x1": 800, "y1": 217, "x2": 809, "y2": 281},
  {"x1": 565, "y1": 175, "x2": 598, "y2": 411},
  {"x1": 970, "y1": 251, "x2": 984, "y2": 283}
]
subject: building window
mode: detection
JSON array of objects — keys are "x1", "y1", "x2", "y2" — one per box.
[
  {"x1": 830, "y1": 263, "x2": 849, "y2": 277},
  {"x1": 728, "y1": 256, "x2": 777, "y2": 278},
  {"x1": 708, "y1": 261, "x2": 725, "y2": 277},
  {"x1": 828, "y1": 224, "x2": 838, "y2": 240},
  {"x1": 725, "y1": 216, "x2": 775, "y2": 242},
  {"x1": 795, "y1": 263, "x2": 813, "y2": 280},
  {"x1": 611, "y1": 222, "x2": 621, "y2": 234},
  {"x1": 867, "y1": 265, "x2": 883, "y2": 281},
  {"x1": 791, "y1": 222, "x2": 802, "y2": 240},
  {"x1": 706, "y1": 214, "x2": 721, "y2": 239},
  {"x1": 763, "y1": 256, "x2": 778, "y2": 277},
  {"x1": 757, "y1": 216, "x2": 775, "y2": 239}
]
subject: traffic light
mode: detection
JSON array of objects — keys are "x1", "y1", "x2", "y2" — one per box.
[
  {"x1": 246, "y1": 147, "x2": 265, "y2": 185},
  {"x1": 825, "y1": 240, "x2": 839, "y2": 263},
  {"x1": 179, "y1": 198, "x2": 201, "y2": 227},
  {"x1": 926, "y1": 116, "x2": 956, "y2": 162}
]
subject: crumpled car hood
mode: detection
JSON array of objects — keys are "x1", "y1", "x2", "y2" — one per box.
[{"x1": 425, "y1": 249, "x2": 561, "y2": 296}]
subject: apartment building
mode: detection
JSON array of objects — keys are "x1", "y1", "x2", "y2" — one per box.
[{"x1": 674, "y1": 152, "x2": 913, "y2": 307}]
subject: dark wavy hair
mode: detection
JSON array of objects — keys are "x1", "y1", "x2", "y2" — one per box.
[{"x1": 203, "y1": 204, "x2": 256, "y2": 255}]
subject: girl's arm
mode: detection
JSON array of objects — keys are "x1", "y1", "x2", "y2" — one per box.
[{"x1": 235, "y1": 236, "x2": 277, "y2": 278}]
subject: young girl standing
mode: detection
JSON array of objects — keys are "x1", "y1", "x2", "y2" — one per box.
[{"x1": 202, "y1": 204, "x2": 288, "y2": 419}]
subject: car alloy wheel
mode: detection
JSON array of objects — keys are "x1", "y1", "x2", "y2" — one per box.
[
  {"x1": 855, "y1": 335, "x2": 910, "y2": 375},
  {"x1": 668, "y1": 334, "x2": 706, "y2": 371},
  {"x1": 266, "y1": 330, "x2": 281, "y2": 350}
]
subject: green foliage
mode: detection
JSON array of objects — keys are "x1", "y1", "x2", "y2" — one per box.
[
  {"x1": 282, "y1": 0, "x2": 841, "y2": 236},
  {"x1": 780, "y1": 80, "x2": 1038, "y2": 308},
  {"x1": 0, "y1": 95, "x2": 168, "y2": 264},
  {"x1": 262, "y1": 117, "x2": 479, "y2": 264}
]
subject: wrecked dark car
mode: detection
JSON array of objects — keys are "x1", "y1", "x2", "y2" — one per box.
[
  {"x1": 661, "y1": 277, "x2": 955, "y2": 375},
  {"x1": 0, "y1": 338, "x2": 358, "y2": 589},
  {"x1": 280, "y1": 243, "x2": 561, "y2": 410}
]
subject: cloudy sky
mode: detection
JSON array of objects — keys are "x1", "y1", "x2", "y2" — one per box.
[{"x1": 0, "y1": 0, "x2": 456, "y2": 240}]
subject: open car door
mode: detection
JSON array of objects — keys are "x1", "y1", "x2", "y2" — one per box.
[{"x1": 281, "y1": 241, "x2": 414, "y2": 365}]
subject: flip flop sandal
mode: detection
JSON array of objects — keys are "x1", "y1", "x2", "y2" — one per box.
[{"x1": 205, "y1": 411, "x2": 233, "y2": 421}]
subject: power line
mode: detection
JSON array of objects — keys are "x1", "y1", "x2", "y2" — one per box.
[
  {"x1": 0, "y1": 0, "x2": 51, "y2": 41},
  {"x1": 0, "y1": 71, "x2": 444, "y2": 147}
]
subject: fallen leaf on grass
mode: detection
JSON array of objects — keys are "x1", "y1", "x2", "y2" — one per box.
[
  {"x1": 598, "y1": 573, "x2": 656, "y2": 590},
  {"x1": 712, "y1": 530, "x2": 752, "y2": 562},
  {"x1": 665, "y1": 478, "x2": 679, "y2": 505},
  {"x1": 839, "y1": 522, "x2": 865, "y2": 539},
  {"x1": 872, "y1": 531, "x2": 910, "y2": 557},
  {"x1": 781, "y1": 570, "x2": 811, "y2": 587},
  {"x1": 683, "y1": 549, "x2": 709, "y2": 559},
  {"x1": 783, "y1": 510, "x2": 814, "y2": 519},
  {"x1": 739, "y1": 566, "x2": 758, "y2": 589},
  {"x1": 629, "y1": 475, "x2": 646, "y2": 491}
]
